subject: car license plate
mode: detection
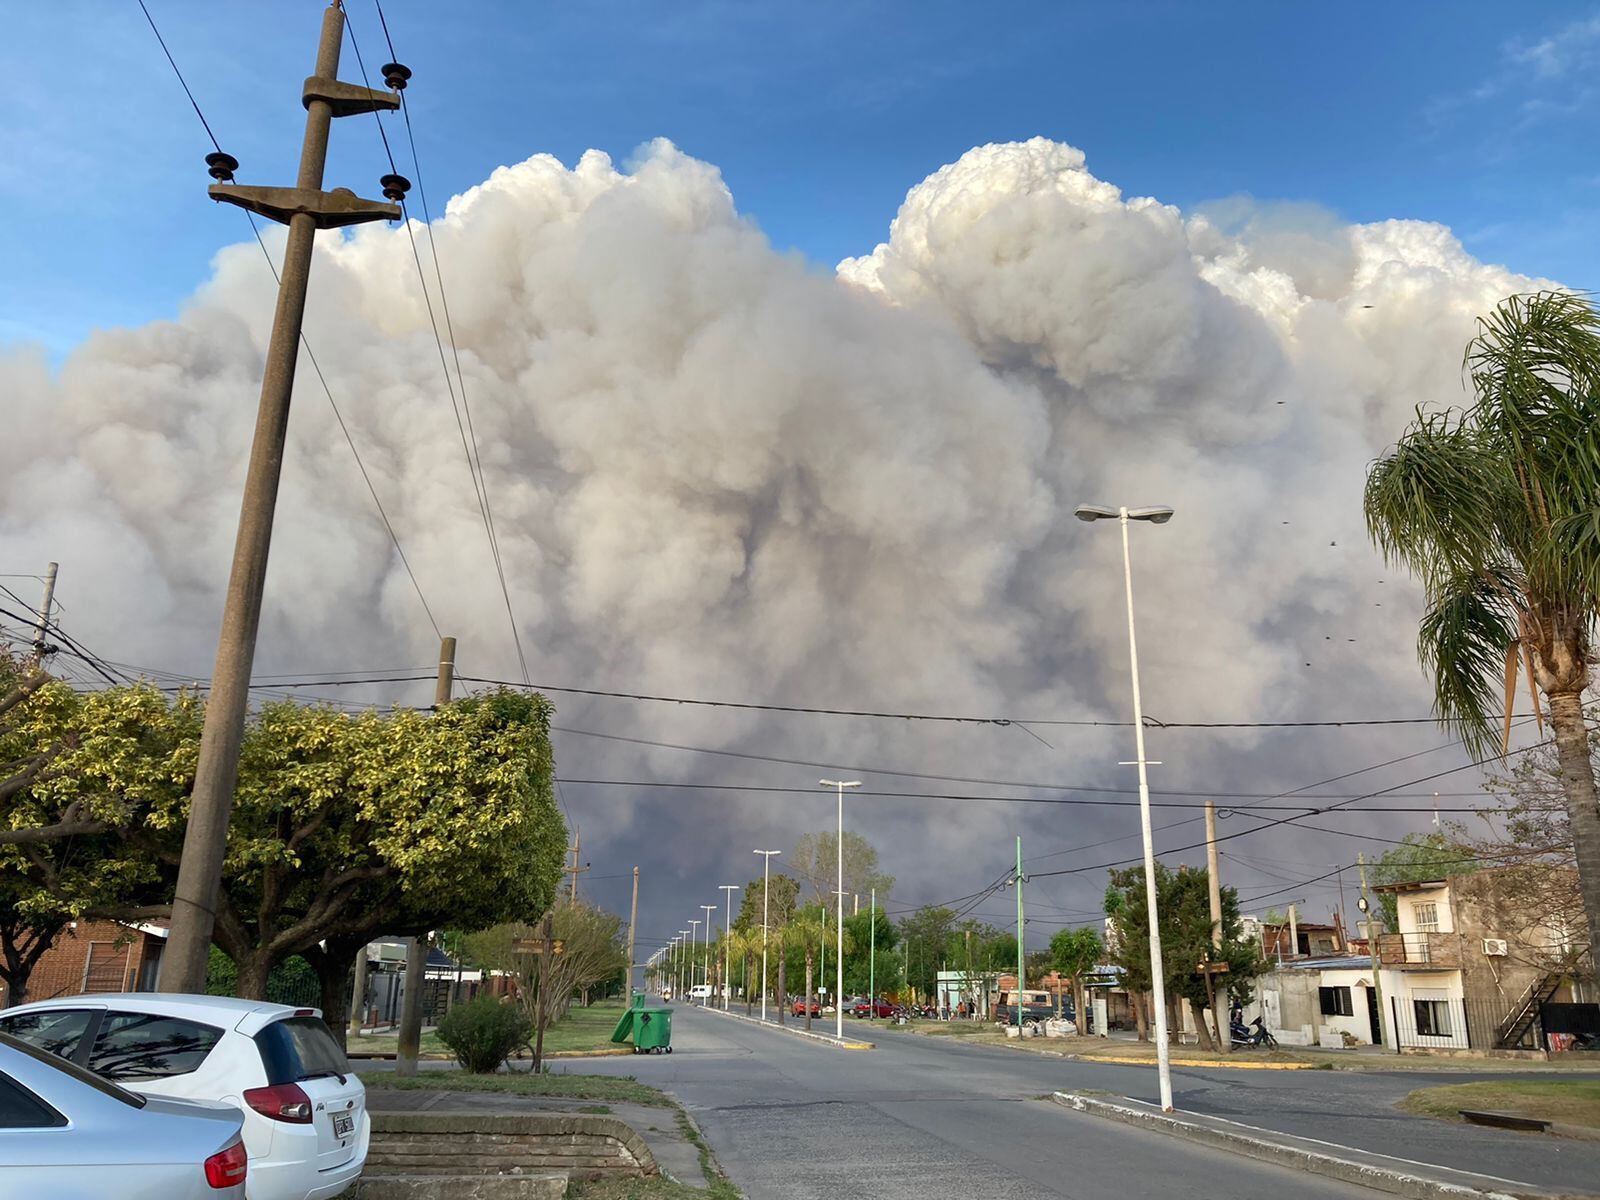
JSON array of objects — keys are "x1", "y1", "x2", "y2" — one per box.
[{"x1": 332, "y1": 1111, "x2": 354, "y2": 1138}]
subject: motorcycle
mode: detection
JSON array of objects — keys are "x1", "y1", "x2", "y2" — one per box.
[{"x1": 1231, "y1": 1016, "x2": 1277, "y2": 1048}]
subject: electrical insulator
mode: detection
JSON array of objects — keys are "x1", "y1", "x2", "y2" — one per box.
[{"x1": 206, "y1": 151, "x2": 239, "y2": 182}]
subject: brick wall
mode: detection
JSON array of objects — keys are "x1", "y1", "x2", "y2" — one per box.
[
  {"x1": 2, "y1": 921, "x2": 162, "y2": 1005},
  {"x1": 366, "y1": 1112, "x2": 658, "y2": 1181}
]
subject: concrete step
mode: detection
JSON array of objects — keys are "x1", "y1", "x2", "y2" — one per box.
[{"x1": 350, "y1": 1172, "x2": 568, "y2": 1199}]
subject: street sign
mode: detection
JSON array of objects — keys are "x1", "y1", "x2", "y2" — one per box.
[
  {"x1": 1197, "y1": 961, "x2": 1229, "y2": 974},
  {"x1": 514, "y1": 938, "x2": 565, "y2": 955}
]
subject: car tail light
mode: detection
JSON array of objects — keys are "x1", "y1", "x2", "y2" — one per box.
[
  {"x1": 243, "y1": 1082, "x2": 313, "y2": 1123},
  {"x1": 204, "y1": 1140, "x2": 248, "y2": 1189}
]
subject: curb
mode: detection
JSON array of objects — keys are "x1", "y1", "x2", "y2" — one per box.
[
  {"x1": 1065, "y1": 1052, "x2": 1316, "y2": 1070},
  {"x1": 1050, "y1": 1092, "x2": 1549, "y2": 1200},
  {"x1": 694, "y1": 1003, "x2": 874, "y2": 1050}
]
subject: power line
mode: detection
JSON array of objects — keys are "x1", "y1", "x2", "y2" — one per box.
[
  {"x1": 133, "y1": 0, "x2": 442, "y2": 642},
  {"x1": 548, "y1": 777, "x2": 1498, "y2": 813},
  {"x1": 457, "y1": 673, "x2": 1505, "y2": 731},
  {"x1": 345, "y1": 4, "x2": 530, "y2": 683}
]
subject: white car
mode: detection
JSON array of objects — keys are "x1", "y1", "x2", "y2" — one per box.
[
  {"x1": 0, "y1": 1031, "x2": 247, "y2": 1199},
  {"x1": 687, "y1": 984, "x2": 713, "y2": 1001},
  {"x1": 0, "y1": 994, "x2": 367, "y2": 1200}
]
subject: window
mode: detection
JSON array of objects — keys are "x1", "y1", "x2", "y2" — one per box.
[
  {"x1": 86, "y1": 1012, "x2": 221, "y2": 1080},
  {"x1": 0, "y1": 1010, "x2": 95, "y2": 1061},
  {"x1": 1413, "y1": 998, "x2": 1451, "y2": 1037},
  {"x1": 1319, "y1": 986, "x2": 1353, "y2": 1017},
  {"x1": 0, "y1": 1074, "x2": 63, "y2": 1129},
  {"x1": 254, "y1": 1017, "x2": 348, "y2": 1085},
  {"x1": 0, "y1": 1032, "x2": 144, "y2": 1110},
  {"x1": 1412, "y1": 901, "x2": 1439, "y2": 933},
  {"x1": 81, "y1": 941, "x2": 132, "y2": 993}
]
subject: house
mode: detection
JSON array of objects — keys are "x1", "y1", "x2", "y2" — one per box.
[
  {"x1": 0, "y1": 919, "x2": 167, "y2": 1006},
  {"x1": 1374, "y1": 865, "x2": 1592, "y2": 1052},
  {"x1": 1245, "y1": 955, "x2": 1379, "y2": 1047}
]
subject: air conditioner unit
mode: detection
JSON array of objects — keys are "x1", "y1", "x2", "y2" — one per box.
[{"x1": 1481, "y1": 938, "x2": 1508, "y2": 957}]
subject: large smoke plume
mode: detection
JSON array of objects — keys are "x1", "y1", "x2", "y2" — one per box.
[{"x1": 0, "y1": 137, "x2": 1554, "y2": 933}]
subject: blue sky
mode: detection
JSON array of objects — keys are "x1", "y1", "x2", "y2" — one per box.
[{"x1": 4, "y1": 1, "x2": 1598, "y2": 354}]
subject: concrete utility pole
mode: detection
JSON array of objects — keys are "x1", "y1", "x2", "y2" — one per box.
[
  {"x1": 564, "y1": 830, "x2": 587, "y2": 903},
  {"x1": 160, "y1": 2, "x2": 401, "y2": 993},
  {"x1": 701, "y1": 905, "x2": 717, "y2": 989},
  {"x1": 1204, "y1": 800, "x2": 1227, "y2": 1054},
  {"x1": 869, "y1": 887, "x2": 877, "y2": 1015},
  {"x1": 1358, "y1": 853, "x2": 1391, "y2": 1050},
  {"x1": 348, "y1": 948, "x2": 369, "y2": 1041},
  {"x1": 30, "y1": 563, "x2": 58, "y2": 668},
  {"x1": 627, "y1": 866, "x2": 639, "y2": 996},
  {"x1": 1014, "y1": 837, "x2": 1025, "y2": 1028},
  {"x1": 395, "y1": 636, "x2": 455, "y2": 1076},
  {"x1": 688, "y1": 919, "x2": 701, "y2": 1000}
]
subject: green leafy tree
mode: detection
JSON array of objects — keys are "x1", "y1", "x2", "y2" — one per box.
[
  {"x1": 790, "y1": 831, "x2": 893, "y2": 906},
  {"x1": 1368, "y1": 832, "x2": 1477, "y2": 931},
  {"x1": 1105, "y1": 864, "x2": 1265, "y2": 1046},
  {"x1": 897, "y1": 905, "x2": 956, "y2": 999},
  {"x1": 733, "y1": 872, "x2": 799, "y2": 934},
  {"x1": 1365, "y1": 290, "x2": 1600, "y2": 976},
  {"x1": 1048, "y1": 926, "x2": 1102, "y2": 1036},
  {"x1": 843, "y1": 905, "x2": 898, "y2": 996}
]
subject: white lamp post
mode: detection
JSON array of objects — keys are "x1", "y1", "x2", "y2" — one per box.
[
  {"x1": 701, "y1": 905, "x2": 717, "y2": 992},
  {"x1": 687, "y1": 920, "x2": 701, "y2": 1002},
  {"x1": 1074, "y1": 502, "x2": 1176, "y2": 1113},
  {"x1": 820, "y1": 779, "x2": 862, "y2": 1039},
  {"x1": 719, "y1": 884, "x2": 740, "y2": 1010},
  {"x1": 754, "y1": 850, "x2": 782, "y2": 1021}
]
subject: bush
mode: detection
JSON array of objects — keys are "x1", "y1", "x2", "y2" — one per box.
[{"x1": 436, "y1": 994, "x2": 531, "y2": 1073}]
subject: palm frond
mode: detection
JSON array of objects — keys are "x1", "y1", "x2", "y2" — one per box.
[
  {"x1": 1364, "y1": 409, "x2": 1514, "y2": 587},
  {"x1": 1417, "y1": 567, "x2": 1521, "y2": 759}
]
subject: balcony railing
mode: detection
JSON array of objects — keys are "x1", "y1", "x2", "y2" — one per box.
[{"x1": 1377, "y1": 931, "x2": 1459, "y2": 968}]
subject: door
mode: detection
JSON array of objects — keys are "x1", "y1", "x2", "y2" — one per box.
[{"x1": 1365, "y1": 986, "x2": 1382, "y2": 1046}]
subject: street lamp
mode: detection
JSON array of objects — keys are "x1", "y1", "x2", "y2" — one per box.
[
  {"x1": 719, "y1": 884, "x2": 740, "y2": 1010},
  {"x1": 677, "y1": 932, "x2": 689, "y2": 999},
  {"x1": 688, "y1": 920, "x2": 701, "y2": 1002},
  {"x1": 820, "y1": 779, "x2": 862, "y2": 1039},
  {"x1": 1074, "y1": 501, "x2": 1176, "y2": 1113},
  {"x1": 701, "y1": 905, "x2": 717, "y2": 991},
  {"x1": 754, "y1": 850, "x2": 782, "y2": 1021}
]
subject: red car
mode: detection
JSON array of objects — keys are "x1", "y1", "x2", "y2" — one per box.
[
  {"x1": 790, "y1": 997, "x2": 821, "y2": 1017},
  {"x1": 851, "y1": 998, "x2": 895, "y2": 1018}
]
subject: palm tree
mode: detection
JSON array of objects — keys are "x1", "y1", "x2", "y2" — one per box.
[
  {"x1": 788, "y1": 911, "x2": 826, "y2": 1031},
  {"x1": 1365, "y1": 290, "x2": 1600, "y2": 975}
]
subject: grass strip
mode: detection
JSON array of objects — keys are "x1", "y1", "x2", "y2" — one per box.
[
  {"x1": 358, "y1": 1068, "x2": 671, "y2": 1107},
  {"x1": 1398, "y1": 1079, "x2": 1600, "y2": 1131}
]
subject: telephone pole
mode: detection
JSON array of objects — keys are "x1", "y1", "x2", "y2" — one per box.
[
  {"x1": 627, "y1": 866, "x2": 640, "y2": 996},
  {"x1": 1204, "y1": 800, "x2": 1228, "y2": 1054},
  {"x1": 394, "y1": 636, "x2": 455, "y2": 1076},
  {"x1": 1358, "y1": 853, "x2": 1391, "y2": 1051},
  {"x1": 160, "y1": 2, "x2": 402, "y2": 993},
  {"x1": 1014, "y1": 836, "x2": 1025, "y2": 1028},
  {"x1": 564, "y1": 830, "x2": 587, "y2": 902},
  {"x1": 30, "y1": 563, "x2": 58, "y2": 668}
]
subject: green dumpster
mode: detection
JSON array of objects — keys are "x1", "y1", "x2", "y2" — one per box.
[{"x1": 611, "y1": 991, "x2": 674, "y2": 1055}]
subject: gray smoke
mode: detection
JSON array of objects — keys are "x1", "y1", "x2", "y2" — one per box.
[{"x1": 0, "y1": 137, "x2": 1555, "y2": 937}]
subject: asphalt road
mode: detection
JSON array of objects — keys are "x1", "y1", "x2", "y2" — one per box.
[{"x1": 572, "y1": 1007, "x2": 1434, "y2": 1199}]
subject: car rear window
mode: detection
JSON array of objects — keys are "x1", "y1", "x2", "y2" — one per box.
[
  {"x1": 0, "y1": 1032, "x2": 145, "y2": 1110},
  {"x1": 0, "y1": 1073, "x2": 66, "y2": 1129},
  {"x1": 87, "y1": 1012, "x2": 223, "y2": 1081},
  {"x1": 253, "y1": 1017, "x2": 349, "y2": 1085},
  {"x1": 0, "y1": 1009, "x2": 96, "y2": 1060}
]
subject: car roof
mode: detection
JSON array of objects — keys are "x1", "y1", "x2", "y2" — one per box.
[{"x1": 5, "y1": 992, "x2": 309, "y2": 1029}]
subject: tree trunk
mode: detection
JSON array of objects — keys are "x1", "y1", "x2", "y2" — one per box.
[
  {"x1": 1549, "y1": 690, "x2": 1600, "y2": 976},
  {"x1": 1134, "y1": 990, "x2": 1149, "y2": 1041},
  {"x1": 804, "y1": 953, "x2": 814, "y2": 1032},
  {"x1": 1188, "y1": 998, "x2": 1214, "y2": 1051},
  {"x1": 777, "y1": 952, "x2": 787, "y2": 1025},
  {"x1": 235, "y1": 954, "x2": 272, "y2": 1001},
  {"x1": 745, "y1": 952, "x2": 755, "y2": 1016}
]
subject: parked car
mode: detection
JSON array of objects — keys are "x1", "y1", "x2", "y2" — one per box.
[
  {"x1": 993, "y1": 990, "x2": 1058, "y2": 1030},
  {"x1": 687, "y1": 984, "x2": 713, "y2": 1002},
  {"x1": 0, "y1": 1031, "x2": 247, "y2": 1199},
  {"x1": 850, "y1": 998, "x2": 895, "y2": 1018},
  {"x1": 789, "y1": 996, "x2": 821, "y2": 1017},
  {"x1": 0, "y1": 994, "x2": 366, "y2": 1200}
]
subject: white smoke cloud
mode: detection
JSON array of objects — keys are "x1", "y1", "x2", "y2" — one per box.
[{"x1": 0, "y1": 136, "x2": 1557, "y2": 929}]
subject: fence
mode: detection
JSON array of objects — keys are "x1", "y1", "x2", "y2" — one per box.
[
  {"x1": 355, "y1": 970, "x2": 485, "y2": 1032},
  {"x1": 1384, "y1": 993, "x2": 1539, "y2": 1051}
]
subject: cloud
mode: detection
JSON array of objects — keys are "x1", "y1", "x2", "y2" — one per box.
[{"x1": 0, "y1": 137, "x2": 1558, "y2": 931}]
